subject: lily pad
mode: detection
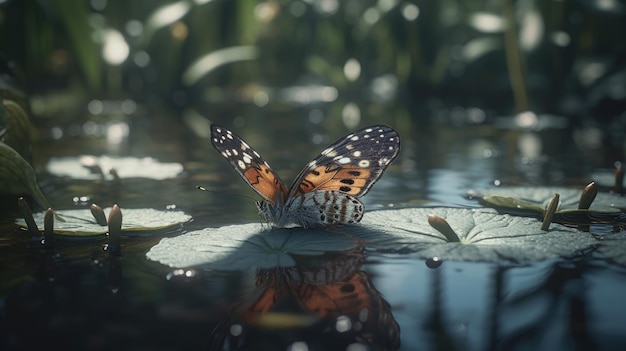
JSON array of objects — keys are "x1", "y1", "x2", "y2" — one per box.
[
  {"x1": 357, "y1": 207, "x2": 598, "y2": 263},
  {"x1": 149, "y1": 207, "x2": 598, "y2": 267},
  {"x1": 146, "y1": 224, "x2": 360, "y2": 270},
  {"x1": 46, "y1": 155, "x2": 183, "y2": 180},
  {"x1": 15, "y1": 207, "x2": 191, "y2": 237},
  {"x1": 469, "y1": 186, "x2": 626, "y2": 213}
]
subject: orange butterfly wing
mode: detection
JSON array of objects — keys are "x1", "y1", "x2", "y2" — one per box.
[
  {"x1": 211, "y1": 124, "x2": 288, "y2": 204},
  {"x1": 288, "y1": 125, "x2": 400, "y2": 198}
]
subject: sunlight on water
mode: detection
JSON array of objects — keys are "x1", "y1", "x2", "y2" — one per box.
[
  {"x1": 287, "y1": 341, "x2": 309, "y2": 351},
  {"x1": 101, "y1": 29, "x2": 129, "y2": 65}
]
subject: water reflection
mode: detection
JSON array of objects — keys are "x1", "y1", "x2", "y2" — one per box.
[{"x1": 208, "y1": 248, "x2": 400, "y2": 351}]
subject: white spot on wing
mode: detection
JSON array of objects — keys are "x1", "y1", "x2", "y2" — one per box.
[
  {"x1": 242, "y1": 152, "x2": 252, "y2": 164},
  {"x1": 323, "y1": 147, "x2": 338, "y2": 157},
  {"x1": 338, "y1": 157, "x2": 351, "y2": 164},
  {"x1": 358, "y1": 160, "x2": 370, "y2": 167},
  {"x1": 237, "y1": 160, "x2": 246, "y2": 169},
  {"x1": 353, "y1": 150, "x2": 362, "y2": 157},
  {"x1": 350, "y1": 136, "x2": 359, "y2": 141}
]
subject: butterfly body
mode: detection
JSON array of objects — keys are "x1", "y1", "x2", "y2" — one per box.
[
  {"x1": 256, "y1": 190, "x2": 364, "y2": 228},
  {"x1": 211, "y1": 124, "x2": 399, "y2": 228}
]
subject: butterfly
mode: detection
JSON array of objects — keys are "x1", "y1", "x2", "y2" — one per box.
[{"x1": 210, "y1": 124, "x2": 400, "y2": 228}]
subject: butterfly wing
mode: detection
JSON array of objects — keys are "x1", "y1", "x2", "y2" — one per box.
[
  {"x1": 288, "y1": 125, "x2": 400, "y2": 198},
  {"x1": 211, "y1": 124, "x2": 288, "y2": 204}
]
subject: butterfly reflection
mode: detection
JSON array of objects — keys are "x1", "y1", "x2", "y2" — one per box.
[{"x1": 208, "y1": 248, "x2": 400, "y2": 351}]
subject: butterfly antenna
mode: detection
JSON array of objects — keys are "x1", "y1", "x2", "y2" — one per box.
[{"x1": 195, "y1": 185, "x2": 257, "y2": 201}]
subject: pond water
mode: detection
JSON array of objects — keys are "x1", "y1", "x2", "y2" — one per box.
[{"x1": 1, "y1": 102, "x2": 625, "y2": 351}]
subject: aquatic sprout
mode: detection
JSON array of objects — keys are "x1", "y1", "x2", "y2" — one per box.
[
  {"x1": 17, "y1": 197, "x2": 40, "y2": 236},
  {"x1": 90, "y1": 203, "x2": 108, "y2": 226},
  {"x1": 540, "y1": 193, "x2": 559, "y2": 231},
  {"x1": 107, "y1": 204, "x2": 122, "y2": 257},
  {"x1": 43, "y1": 208, "x2": 55, "y2": 246},
  {"x1": 427, "y1": 214, "x2": 461, "y2": 242}
]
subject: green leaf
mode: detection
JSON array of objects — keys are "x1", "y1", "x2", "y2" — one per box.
[
  {"x1": 0, "y1": 141, "x2": 51, "y2": 210},
  {"x1": 50, "y1": 0, "x2": 102, "y2": 90},
  {"x1": 1, "y1": 99, "x2": 32, "y2": 160}
]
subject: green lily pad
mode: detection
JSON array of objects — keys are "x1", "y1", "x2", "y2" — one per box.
[
  {"x1": 357, "y1": 207, "x2": 598, "y2": 263},
  {"x1": 15, "y1": 207, "x2": 191, "y2": 237},
  {"x1": 469, "y1": 186, "x2": 625, "y2": 213},
  {"x1": 146, "y1": 224, "x2": 360, "y2": 270},
  {"x1": 0, "y1": 141, "x2": 51, "y2": 210},
  {"x1": 46, "y1": 155, "x2": 183, "y2": 180}
]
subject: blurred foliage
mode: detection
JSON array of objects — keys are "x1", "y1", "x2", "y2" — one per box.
[{"x1": 0, "y1": 0, "x2": 624, "y2": 124}]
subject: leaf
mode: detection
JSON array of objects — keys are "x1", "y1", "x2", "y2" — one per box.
[
  {"x1": 15, "y1": 207, "x2": 191, "y2": 237},
  {"x1": 480, "y1": 195, "x2": 545, "y2": 214},
  {"x1": 0, "y1": 141, "x2": 51, "y2": 210},
  {"x1": 146, "y1": 224, "x2": 360, "y2": 270},
  {"x1": 1, "y1": 99, "x2": 32, "y2": 160},
  {"x1": 50, "y1": 0, "x2": 102, "y2": 90},
  {"x1": 356, "y1": 207, "x2": 598, "y2": 263}
]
